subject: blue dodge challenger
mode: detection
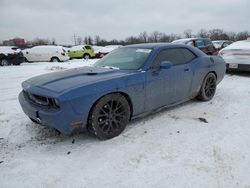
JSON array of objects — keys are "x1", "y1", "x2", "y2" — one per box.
[{"x1": 19, "y1": 43, "x2": 226, "y2": 139}]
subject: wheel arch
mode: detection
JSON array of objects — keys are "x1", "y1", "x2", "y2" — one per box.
[
  {"x1": 51, "y1": 56, "x2": 60, "y2": 62},
  {"x1": 210, "y1": 71, "x2": 217, "y2": 79},
  {"x1": 83, "y1": 53, "x2": 90, "y2": 58}
]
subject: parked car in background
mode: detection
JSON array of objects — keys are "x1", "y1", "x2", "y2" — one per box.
[
  {"x1": 105, "y1": 45, "x2": 122, "y2": 50},
  {"x1": 0, "y1": 46, "x2": 25, "y2": 66},
  {"x1": 218, "y1": 40, "x2": 250, "y2": 72},
  {"x1": 23, "y1": 45, "x2": 69, "y2": 62},
  {"x1": 19, "y1": 43, "x2": 226, "y2": 139},
  {"x1": 93, "y1": 46, "x2": 115, "y2": 58},
  {"x1": 172, "y1": 38, "x2": 217, "y2": 55},
  {"x1": 212, "y1": 40, "x2": 233, "y2": 51},
  {"x1": 68, "y1": 45, "x2": 95, "y2": 59}
]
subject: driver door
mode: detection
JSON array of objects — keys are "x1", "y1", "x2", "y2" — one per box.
[{"x1": 145, "y1": 48, "x2": 195, "y2": 112}]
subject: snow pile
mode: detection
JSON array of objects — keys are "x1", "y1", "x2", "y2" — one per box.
[{"x1": 0, "y1": 61, "x2": 250, "y2": 188}]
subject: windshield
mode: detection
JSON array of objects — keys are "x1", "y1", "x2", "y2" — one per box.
[{"x1": 94, "y1": 47, "x2": 152, "y2": 70}]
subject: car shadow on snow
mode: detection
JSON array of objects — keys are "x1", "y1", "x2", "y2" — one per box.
[{"x1": 25, "y1": 99, "x2": 205, "y2": 145}]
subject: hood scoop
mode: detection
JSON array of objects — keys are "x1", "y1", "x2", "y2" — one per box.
[
  {"x1": 86, "y1": 72, "x2": 98, "y2": 75},
  {"x1": 86, "y1": 69, "x2": 98, "y2": 75}
]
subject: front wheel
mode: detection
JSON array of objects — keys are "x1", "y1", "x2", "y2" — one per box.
[
  {"x1": 197, "y1": 73, "x2": 217, "y2": 101},
  {"x1": 88, "y1": 93, "x2": 131, "y2": 140},
  {"x1": 51, "y1": 57, "x2": 60, "y2": 62},
  {"x1": 0, "y1": 59, "x2": 9, "y2": 66},
  {"x1": 83, "y1": 54, "x2": 90, "y2": 60}
]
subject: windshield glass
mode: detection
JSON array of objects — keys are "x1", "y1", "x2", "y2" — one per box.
[{"x1": 94, "y1": 47, "x2": 152, "y2": 70}]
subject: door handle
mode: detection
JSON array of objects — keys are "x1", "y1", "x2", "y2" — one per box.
[{"x1": 184, "y1": 68, "x2": 190, "y2": 72}]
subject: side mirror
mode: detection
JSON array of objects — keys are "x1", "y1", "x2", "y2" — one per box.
[{"x1": 160, "y1": 61, "x2": 173, "y2": 69}]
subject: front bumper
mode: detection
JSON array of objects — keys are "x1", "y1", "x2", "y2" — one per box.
[{"x1": 18, "y1": 91, "x2": 86, "y2": 134}]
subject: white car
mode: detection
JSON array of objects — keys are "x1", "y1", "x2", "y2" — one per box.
[
  {"x1": 212, "y1": 40, "x2": 233, "y2": 50},
  {"x1": 218, "y1": 40, "x2": 250, "y2": 72},
  {"x1": 22, "y1": 45, "x2": 70, "y2": 62}
]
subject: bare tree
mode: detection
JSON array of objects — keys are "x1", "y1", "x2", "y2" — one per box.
[
  {"x1": 197, "y1": 29, "x2": 209, "y2": 38},
  {"x1": 236, "y1": 31, "x2": 250, "y2": 41},
  {"x1": 139, "y1": 32, "x2": 148, "y2": 43},
  {"x1": 183, "y1": 29, "x2": 192, "y2": 38},
  {"x1": 77, "y1": 36, "x2": 83, "y2": 45},
  {"x1": 148, "y1": 31, "x2": 161, "y2": 42},
  {"x1": 51, "y1": 38, "x2": 56, "y2": 45},
  {"x1": 94, "y1": 35, "x2": 101, "y2": 45}
]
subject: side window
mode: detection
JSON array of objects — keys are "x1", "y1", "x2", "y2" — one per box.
[
  {"x1": 151, "y1": 48, "x2": 196, "y2": 68},
  {"x1": 195, "y1": 40, "x2": 205, "y2": 48},
  {"x1": 204, "y1": 39, "x2": 212, "y2": 46},
  {"x1": 85, "y1": 46, "x2": 91, "y2": 50}
]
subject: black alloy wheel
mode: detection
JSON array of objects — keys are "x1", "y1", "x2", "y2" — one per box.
[
  {"x1": 88, "y1": 93, "x2": 130, "y2": 140},
  {"x1": 197, "y1": 73, "x2": 217, "y2": 101}
]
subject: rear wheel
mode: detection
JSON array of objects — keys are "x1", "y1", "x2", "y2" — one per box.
[
  {"x1": 197, "y1": 73, "x2": 217, "y2": 101},
  {"x1": 88, "y1": 93, "x2": 131, "y2": 140},
  {"x1": 51, "y1": 57, "x2": 60, "y2": 62},
  {"x1": 0, "y1": 59, "x2": 9, "y2": 66}
]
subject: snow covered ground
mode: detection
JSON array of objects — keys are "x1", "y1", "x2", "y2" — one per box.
[{"x1": 0, "y1": 60, "x2": 250, "y2": 188}]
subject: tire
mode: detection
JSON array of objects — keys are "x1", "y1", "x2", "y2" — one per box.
[
  {"x1": 51, "y1": 57, "x2": 60, "y2": 62},
  {"x1": 83, "y1": 54, "x2": 90, "y2": 60},
  {"x1": 0, "y1": 59, "x2": 9, "y2": 66},
  {"x1": 88, "y1": 93, "x2": 131, "y2": 140},
  {"x1": 197, "y1": 72, "x2": 217, "y2": 101}
]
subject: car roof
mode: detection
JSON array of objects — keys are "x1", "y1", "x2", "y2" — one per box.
[
  {"x1": 212, "y1": 40, "x2": 233, "y2": 43},
  {"x1": 125, "y1": 43, "x2": 206, "y2": 57},
  {"x1": 172, "y1": 38, "x2": 211, "y2": 43},
  {"x1": 223, "y1": 40, "x2": 250, "y2": 50},
  {"x1": 126, "y1": 43, "x2": 187, "y2": 50}
]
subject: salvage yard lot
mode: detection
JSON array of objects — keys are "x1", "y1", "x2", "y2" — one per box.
[{"x1": 0, "y1": 60, "x2": 250, "y2": 188}]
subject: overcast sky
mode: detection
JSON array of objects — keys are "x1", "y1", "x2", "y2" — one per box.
[{"x1": 0, "y1": 0, "x2": 249, "y2": 44}]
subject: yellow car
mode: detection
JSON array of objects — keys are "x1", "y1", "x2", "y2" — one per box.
[{"x1": 68, "y1": 45, "x2": 95, "y2": 59}]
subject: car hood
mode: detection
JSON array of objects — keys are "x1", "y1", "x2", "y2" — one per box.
[{"x1": 23, "y1": 66, "x2": 134, "y2": 94}]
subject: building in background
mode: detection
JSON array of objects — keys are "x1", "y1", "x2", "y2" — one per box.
[{"x1": 3, "y1": 38, "x2": 26, "y2": 48}]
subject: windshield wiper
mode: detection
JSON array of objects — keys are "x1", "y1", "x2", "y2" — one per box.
[{"x1": 102, "y1": 66, "x2": 120, "y2": 70}]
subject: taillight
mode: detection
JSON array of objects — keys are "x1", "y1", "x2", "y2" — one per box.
[
  {"x1": 8, "y1": 52, "x2": 17, "y2": 55},
  {"x1": 218, "y1": 51, "x2": 224, "y2": 56}
]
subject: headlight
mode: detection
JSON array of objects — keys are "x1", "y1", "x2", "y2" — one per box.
[
  {"x1": 53, "y1": 98, "x2": 60, "y2": 108},
  {"x1": 47, "y1": 98, "x2": 60, "y2": 108}
]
